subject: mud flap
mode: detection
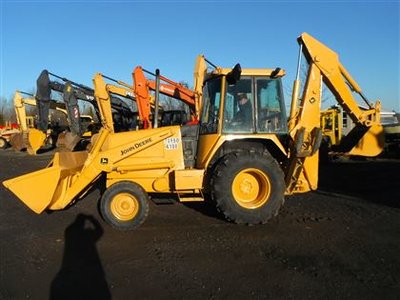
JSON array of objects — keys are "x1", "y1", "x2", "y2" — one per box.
[{"x1": 3, "y1": 167, "x2": 61, "y2": 214}]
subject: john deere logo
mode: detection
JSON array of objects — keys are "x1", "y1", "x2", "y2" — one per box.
[{"x1": 100, "y1": 158, "x2": 108, "y2": 164}]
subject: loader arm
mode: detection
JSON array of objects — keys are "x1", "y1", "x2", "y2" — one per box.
[{"x1": 285, "y1": 33, "x2": 384, "y2": 194}]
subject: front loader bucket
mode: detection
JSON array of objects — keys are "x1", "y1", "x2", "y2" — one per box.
[
  {"x1": 3, "y1": 151, "x2": 88, "y2": 214},
  {"x1": 333, "y1": 124, "x2": 384, "y2": 157},
  {"x1": 3, "y1": 167, "x2": 62, "y2": 213}
]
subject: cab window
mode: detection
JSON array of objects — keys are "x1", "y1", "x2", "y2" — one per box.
[
  {"x1": 200, "y1": 77, "x2": 222, "y2": 134},
  {"x1": 256, "y1": 78, "x2": 286, "y2": 133},
  {"x1": 223, "y1": 77, "x2": 254, "y2": 133}
]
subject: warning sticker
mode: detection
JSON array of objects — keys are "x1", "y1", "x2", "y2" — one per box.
[{"x1": 164, "y1": 137, "x2": 180, "y2": 150}]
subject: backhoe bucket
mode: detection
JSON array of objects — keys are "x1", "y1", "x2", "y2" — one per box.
[
  {"x1": 334, "y1": 124, "x2": 385, "y2": 157},
  {"x1": 3, "y1": 151, "x2": 88, "y2": 213},
  {"x1": 56, "y1": 132, "x2": 81, "y2": 151},
  {"x1": 26, "y1": 128, "x2": 47, "y2": 155},
  {"x1": 9, "y1": 129, "x2": 47, "y2": 154},
  {"x1": 9, "y1": 132, "x2": 25, "y2": 151}
]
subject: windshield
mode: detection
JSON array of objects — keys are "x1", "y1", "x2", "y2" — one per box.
[{"x1": 200, "y1": 77, "x2": 222, "y2": 134}]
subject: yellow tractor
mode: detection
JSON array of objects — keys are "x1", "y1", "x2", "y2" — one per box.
[{"x1": 3, "y1": 33, "x2": 384, "y2": 230}]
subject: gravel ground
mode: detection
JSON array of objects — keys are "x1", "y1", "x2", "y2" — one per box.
[{"x1": 0, "y1": 149, "x2": 399, "y2": 299}]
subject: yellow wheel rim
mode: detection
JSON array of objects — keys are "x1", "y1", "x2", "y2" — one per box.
[
  {"x1": 110, "y1": 193, "x2": 139, "y2": 221},
  {"x1": 232, "y1": 168, "x2": 271, "y2": 209}
]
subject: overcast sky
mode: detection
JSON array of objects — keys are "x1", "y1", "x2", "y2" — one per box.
[{"x1": 1, "y1": 1, "x2": 399, "y2": 111}]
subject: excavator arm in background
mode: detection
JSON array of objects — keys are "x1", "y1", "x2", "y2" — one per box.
[
  {"x1": 132, "y1": 55, "x2": 208, "y2": 126},
  {"x1": 285, "y1": 33, "x2": 384, "y2": 194},
  {"x1": 133, "y1": 66, "x2": 197, "y2": 125},
  {"x1": 13, "y1": 91, "x2": 36, "y2": 132},
  {"x1": 36, "y1": 70, "x2": 136, "y2": 149}
]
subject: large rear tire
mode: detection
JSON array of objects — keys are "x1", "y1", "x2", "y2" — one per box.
[
  {"x1": 100, "y1": 181, "x2": 149, "y2": 230},
  {"x1": 210, "y1": 151, "x2": 285, "y2": 224}
]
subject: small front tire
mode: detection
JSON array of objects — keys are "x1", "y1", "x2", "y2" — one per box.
[
  {"x1": 100, "y1": 181, "x2": 149, "y2": 230},
  {"x1": 0, "y1": 137, "x2": 8, "y2": 149}
]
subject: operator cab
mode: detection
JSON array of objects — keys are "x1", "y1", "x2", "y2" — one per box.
[{"x1": 199, "y1": 67, "x2": 287, "y2": 135}]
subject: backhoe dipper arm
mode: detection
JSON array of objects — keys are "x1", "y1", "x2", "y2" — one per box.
[
  {"x1": 36, "y1": 70, "x2": 135, "y2": 136},
  {"x1": 285, "y1": 33, "x2": 384, "y2": 194},
  {"x1": 132, "y1": 67, "x2": 153, "y2": 128},
  {"x1": 36, "y1": 70, "x2": 97, "y2": 136},
  {"x1": 13, "y1": 91, "x2": 36, "y2": 132},
  {"x1": 60, "y1": 80, "x2": 133, "y2": 128},
  {"x1": 297, "y1": 33, "x2": 381, "y2": 127},
  {"x1": 13, "y1": 91, "x2": 64, "y2": 130},
  {"x1": 36, "y1": 70, "x2": 53, "y2": 132}
]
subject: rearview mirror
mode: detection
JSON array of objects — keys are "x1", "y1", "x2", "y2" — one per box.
[
  {"x1": 270, "y1": 67, "x2": 282, "y2": 79},
  {"x1": 226, "y1": 63, "x2": 242, "y2": 85}
]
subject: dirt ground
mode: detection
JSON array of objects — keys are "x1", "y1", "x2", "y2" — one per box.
[{"x1": 0, "y1": 149, "x2": 399, "y2": 299}]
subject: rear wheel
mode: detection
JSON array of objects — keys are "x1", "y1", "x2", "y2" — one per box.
[
  {"x1": 0, "y1": 137, "x2": 7, "y2": 149},
  {"x1": 100, "y1": 181, "x2": 149, "y2": 230},
  {"x1": 210, "y1": 151, "x2": 285, "y2": 224}
]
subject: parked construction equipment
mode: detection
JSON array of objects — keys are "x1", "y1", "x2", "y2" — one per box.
[
  {"x1": 320, "y1": 105, "x2": 399, "y2": 159},
  {"x1": 0, "y1": 96, "x2": 34, "y2": 150},
  {"x1": 3, "y1": 33, "x2": 384, "y2": 230},
  {"x1": 9, "y1": 90, "x2": 69, "y2": 154}
]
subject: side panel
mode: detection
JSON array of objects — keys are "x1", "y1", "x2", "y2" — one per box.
[
  {"x1": 105, "y1": 126, "x2": 186, "y2": 192},
  {"x1": 195, "y1": 133, "x2": 221, "y2": 169}
]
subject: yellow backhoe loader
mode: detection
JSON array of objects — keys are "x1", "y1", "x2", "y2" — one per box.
[
  {"x1": 9, "y1": 90, "x2": 70, "y2": 154},
  {"x1": 3, "y1": 33, "x2": 383, "y2": 230},
  {"x1": 0, "y1": 94, "x2": 34, "y2": 150}
]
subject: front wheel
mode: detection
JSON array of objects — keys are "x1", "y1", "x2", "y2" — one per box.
[
  {"x1": 0, "y1": 137, "x2": 8, "y2": 149},
  {"x1": 100, "y1": 181, "x2": 150, "y2": 230},
  {"x1": 210, "y1": 151, "x2": 285, "y2": 224}
]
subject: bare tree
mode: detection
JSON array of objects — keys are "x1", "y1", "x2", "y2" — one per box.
[{"x1": 0, "y1": 95, "x2": 17, "y2": 125}]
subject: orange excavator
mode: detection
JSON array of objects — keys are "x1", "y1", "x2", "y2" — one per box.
[{"x1": 132, "y1": 65, "x2": 204, "y2": 128}]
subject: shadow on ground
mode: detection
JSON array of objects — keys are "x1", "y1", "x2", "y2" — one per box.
[
  {"x1": 50, "y1": 214, "x2": 111, "y2": 300},
  {"x1": 318, "y1": 159, "x2": 400, "y2": 208}
]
